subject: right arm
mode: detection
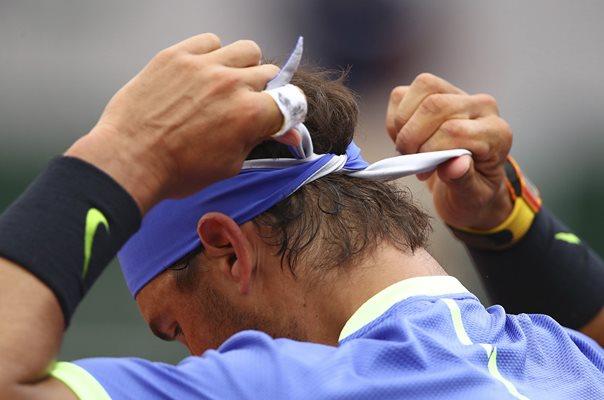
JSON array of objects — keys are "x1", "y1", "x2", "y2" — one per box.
[{"x1": 0, "y1": 33, "x2": 285, "y2": 399}]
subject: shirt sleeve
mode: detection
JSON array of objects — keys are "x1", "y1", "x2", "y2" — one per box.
[
  {"x1": 49, "y1": 330, "x2": 334, "y2": 400},
  {"x1": 49, "y1": 361, "x2": 111, "y2": 400},
  {"x1": 51, "y1": 356, "x2": 227, "y2": 400}
]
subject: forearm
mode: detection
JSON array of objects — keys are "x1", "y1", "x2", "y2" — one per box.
[
  {"x1": 0, "y1": 154, "x2": 142, "y2": 397},
  {"x1": 469, "y1": 207, "x2": 604, "y2": 331},
  {"x1": 0, "y1": 259, "x2": 65, "y2": 398}
]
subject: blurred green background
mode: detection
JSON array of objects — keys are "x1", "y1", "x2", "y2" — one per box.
[{"x1": 1, "y1": 1, "x2": 603, "y2": 364}]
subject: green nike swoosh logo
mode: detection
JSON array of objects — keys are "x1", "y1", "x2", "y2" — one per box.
[
  {"x1": 554, "y1": 232, "x2": 581, "y2": 245},
  {"x1": 83, "y1": 208, "x2": 109, "y2": 278}
]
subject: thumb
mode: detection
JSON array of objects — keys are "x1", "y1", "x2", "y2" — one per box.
[{"x1": 436, "y1": 155, "x2": 474, "y2": 186}]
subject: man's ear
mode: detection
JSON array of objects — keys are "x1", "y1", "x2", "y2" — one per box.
[{"x1": 197, "y1": 212, "x2": 253, "y2": 294}]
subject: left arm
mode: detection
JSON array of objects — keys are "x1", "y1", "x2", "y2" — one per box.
[
  {"x1": 467, "y1": 206, "x2": 604, "y2": 340},
  {"x1": 385, "y1": 73, "x2": 604, "y2": 344}
]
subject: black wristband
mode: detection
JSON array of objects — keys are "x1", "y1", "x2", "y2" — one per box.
[
  {"x1": 0, "y1": 156, "x2": 141, "y2": 325},
  {"x1": 469, "y1": 207, "x2": 604, "y2": 329}
]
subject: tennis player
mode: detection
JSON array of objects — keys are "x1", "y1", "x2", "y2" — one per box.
[{"x1": 1, "y1": 33, "x2": 603, "y2": 399}]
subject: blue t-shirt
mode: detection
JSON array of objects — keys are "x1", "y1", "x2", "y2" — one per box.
[{"x1": 51, "y1": 276, "x2": 604, "y2": 399}]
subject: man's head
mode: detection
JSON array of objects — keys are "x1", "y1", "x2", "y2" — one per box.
[{"x1": 133, "y1": 67, "x2": 433, "y2": 355}]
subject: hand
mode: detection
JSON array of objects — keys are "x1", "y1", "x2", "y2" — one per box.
[
  {"x1": 386, "y1": 73, "x2": 513, "y2": 230},
  {"x1": 66, "y1": 33, "x2": 287, "y2": 213}
]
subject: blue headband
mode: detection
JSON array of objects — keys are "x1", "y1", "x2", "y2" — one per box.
[{"x1": 117, "y1": 38, "x2": 470, "y2": 297}]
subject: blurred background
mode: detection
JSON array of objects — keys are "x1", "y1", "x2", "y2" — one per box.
[{"x1": 1, "y1": 1, "x2": 603, "y2": 364}]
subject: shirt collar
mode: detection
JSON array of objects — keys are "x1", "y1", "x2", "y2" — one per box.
[{"x1": 338, "y1": 275, "x2": 470, "y2": 342}]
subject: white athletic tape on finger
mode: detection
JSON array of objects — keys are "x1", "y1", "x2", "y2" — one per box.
[{"x1": 264, "y1": 84, "x2": 308, "y2": 138}]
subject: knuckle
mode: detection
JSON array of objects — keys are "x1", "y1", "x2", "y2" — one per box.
[
  {"x1": 393, "y1": 114, "x2": 407, "y2": 131},
  {"x1": 498, "y1": 119, "x2": 513, "y2": 145},
  {"x1": 475, "y1": 93, "x2": 498, "y2": 110},
  {"x1": 209, "y1": 66, "x2": 239, "y2": 86},
  {"x1": 394, "y1": 135, "x2": 406, "y2": 153},
  {"x1": 390, "y1": 86, "x2": 406, "y2": 102},
  {"x1": 203, "y1": 66, "x2": 242, "y2": 96},
  {"x1": 385, "y1": 117, "x2": 395, "y2": 134},
  {"x1": 497, "y1": 117, "x2": 512, "y2": 134},
  {"x1": 155, "y1": 47, "x2": 177, "y2": 63},
  {"x1": 240, "y1": 39, "x2": 262, "y2": 59},
  {"x1": 400, "y1": 120, "x2": 418, "y2": 137},
  {"x1": 395, "y1": 129, "x2": 417, "y2": 154},
  {"x1": 201, "y1": 32, "x2": 221, "y2": 47},
  {"x1": 174, "y1": 54, "x2": 197, "y2": 71},
  {"x1": 386, "y1": 119, "x2": 398, "y2": 139},
  {"x1": 440, "y1": 119, "x2": 464, "y2": 136},
  {"x1": 421, "y1": 93, "x2": 448, "y2": 114},
  {"x1": 414, "y1": 73, "x2": 439, "y2": 90}
]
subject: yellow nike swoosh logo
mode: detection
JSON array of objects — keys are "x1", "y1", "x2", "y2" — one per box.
[
  {"x1": 554, "y1": 232, "x2": 581, "y2": 245},
  {"x1": 84, "y1": 208, "x2": 109, "y2": 278}
]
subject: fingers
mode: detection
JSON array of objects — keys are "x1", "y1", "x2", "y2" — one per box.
[
  {"x1": 207, "y1": 40, "x2": 263, "y2": 68},
  {"x1": 386, "y1": 73, "x2": 507, "y2": 161},
  {"x1": 392, "y1": 73, "x2": 466, "y2": 137},
  {"x1": 167, "y1": 35, "x2": 263, "y2": 68},
  {"x1": 396, "y1": 93, "x2": 499, "y2": 155},
  {"x1": 386, "y1": 86, "x2": 408, "y2": 140},
  {"x1": 164, "y1": 36, "x2": 277, "y2": 91},
  {"x1": 416, "y1": 116, "x2": 512, "y2": 162},
  {"x1": 172, "y1": 33, "x2": 222, "y2": 55},
  {"x1": 240, "y1": 63, "x2": 280, "y2": 91}
]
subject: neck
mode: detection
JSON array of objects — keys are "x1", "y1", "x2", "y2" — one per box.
[{"x1": 298, "y1": 245, "x2": 447, "y2": 346}]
